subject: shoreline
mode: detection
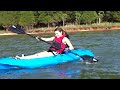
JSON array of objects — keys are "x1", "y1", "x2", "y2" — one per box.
[{"x1": 0, "y1": 25, "x2": 120, "y2": 36}]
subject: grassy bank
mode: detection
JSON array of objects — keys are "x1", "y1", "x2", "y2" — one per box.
[
  {"x1": 27, "y1": 22, "x2": 120, "y2": 34},
  {"x1": 0, "y1": 22, "x2": 120, "y2": 35}
]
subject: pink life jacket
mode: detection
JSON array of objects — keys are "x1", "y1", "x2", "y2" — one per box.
[{"x1": 49, "y1": 35, "x2": 67, "y2": 54}]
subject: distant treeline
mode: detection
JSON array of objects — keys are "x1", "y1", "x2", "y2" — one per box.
[{"x1": 0, "y1": 11, "x2": 120, "y2": 31}]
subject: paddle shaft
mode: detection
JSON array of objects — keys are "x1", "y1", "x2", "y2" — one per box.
[
  {"x1": 26, "y1": 33, "x2": 51, "y2": 45},
  {"x1": 26, "y1": 33, "x2": 36, "y2": 38}
]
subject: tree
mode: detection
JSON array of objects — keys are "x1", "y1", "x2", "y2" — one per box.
[
  {"x1": 38, "y1": 11, "x2": 55, "y2": 28},
  {"x1": 111, "y1": 11, "x2": 120, "y2": 22},
  {"x1": 74, "y1": 11, "x2": 83, "y2": 25},
  {"x1": 55, "y1": 11, "x2": 68, "y2": 26},
  {"x1": 80, "y1": 11, "x2": 98, "y2": 24},
  {"x1": 97, "y1": 11, "x2": 104, "y2": 23},
  {"x1": 19, "y1": 11, "x2": 35, "y2": 30},
  {"x1": 102, "y1": 11, "x2": 112, "y2": 22},
  {"x1": 0, "y1": 11, "x2": 20, "y2": 31}
]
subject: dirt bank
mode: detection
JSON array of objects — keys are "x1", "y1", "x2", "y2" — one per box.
[{"x1": 0, "y1": 25, "x2": 120, "y2": 36}]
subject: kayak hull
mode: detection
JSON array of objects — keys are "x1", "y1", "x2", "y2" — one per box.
[{"x1": 0, "y1": 49, "x2": 95, "y2": 69}]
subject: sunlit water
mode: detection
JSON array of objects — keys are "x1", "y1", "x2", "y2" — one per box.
[{"x1": 0, "y1": 30, "x2": 120, "y2": 79}]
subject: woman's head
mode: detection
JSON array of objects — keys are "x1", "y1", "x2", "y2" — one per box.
[
  {"x1": 54, "y1": 27, "x2": 69, "y2": 38},
  {"x1": 54, "y1": 27, "x2": 63, "y2": 38}
]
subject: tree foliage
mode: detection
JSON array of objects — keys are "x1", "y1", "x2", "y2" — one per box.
[
  {"x1": 111, "y1": 11, "x2": 120, "y2": 22},
  {"x1": 0, "y1": 11, "x2": 120, "y2": 30},
  {"x1": 19, "y1": 11, "x2": 35, "y2": 29},
  {"x1": 80, "y1": 11, "x2": 98, "y2": 24}
]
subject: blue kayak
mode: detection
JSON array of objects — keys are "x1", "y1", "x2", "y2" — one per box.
[{"x1": 0, "y1": 49, "x2": 95, "y2": 69}]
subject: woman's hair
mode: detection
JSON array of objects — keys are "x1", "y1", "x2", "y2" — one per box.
[{"x1": 54, "y1": 27, "x2": 69, "y2": 39}]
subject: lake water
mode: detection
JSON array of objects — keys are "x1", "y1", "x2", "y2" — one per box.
[{"x1": 0, "y1": 30, "x2": 120, "y2": 79}]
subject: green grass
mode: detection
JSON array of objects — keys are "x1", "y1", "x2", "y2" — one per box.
[
  {"x1": 1, "y1": 22, "x2": 120, "y2": 33},
  {"x1": 31, "y1": 22, "x2": 120, "y2": 31}
]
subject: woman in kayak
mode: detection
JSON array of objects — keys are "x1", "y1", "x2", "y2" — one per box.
[
  {"x1": 36, "y1": 27, "x2": 74, "y2": 53},
  {"x1": 16, "y1": 27, "x2": 74, "y2": 59}
]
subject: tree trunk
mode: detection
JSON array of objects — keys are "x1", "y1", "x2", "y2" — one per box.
[
  {"x1": 75, "y1": 15, "x2": 78, "y2": 25},
  {"x1": 52, "y1": 22, "x2": 55, "y2": 27},
  {"x1": 4, "y1": 26, "x2": 9, "y2": 32},
  {"x1": 47, "y1": 23, "x2": 49, "y2": 28},
  {"x1": 98, "y1": 18, "x2": 101, "y2": 23},
  {"x1": 62, "y1": 19, "x2": 65, "y2": 26}
]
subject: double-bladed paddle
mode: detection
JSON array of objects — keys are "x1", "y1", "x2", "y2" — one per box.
[{"x1": 9, "y1": 25, "x2": 51, "y2": 44}]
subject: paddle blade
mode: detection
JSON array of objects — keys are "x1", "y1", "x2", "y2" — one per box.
[{"x1": 8, "y1": 25, "x2": 26, "y2": 34}]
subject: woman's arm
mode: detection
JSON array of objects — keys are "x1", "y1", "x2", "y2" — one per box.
[
  {"x1": 62, "y1": 37, "x2": 74, "y2": 50},
  {"x1": 41, "y1": 37, "x2": 54, "y2": 42}
]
